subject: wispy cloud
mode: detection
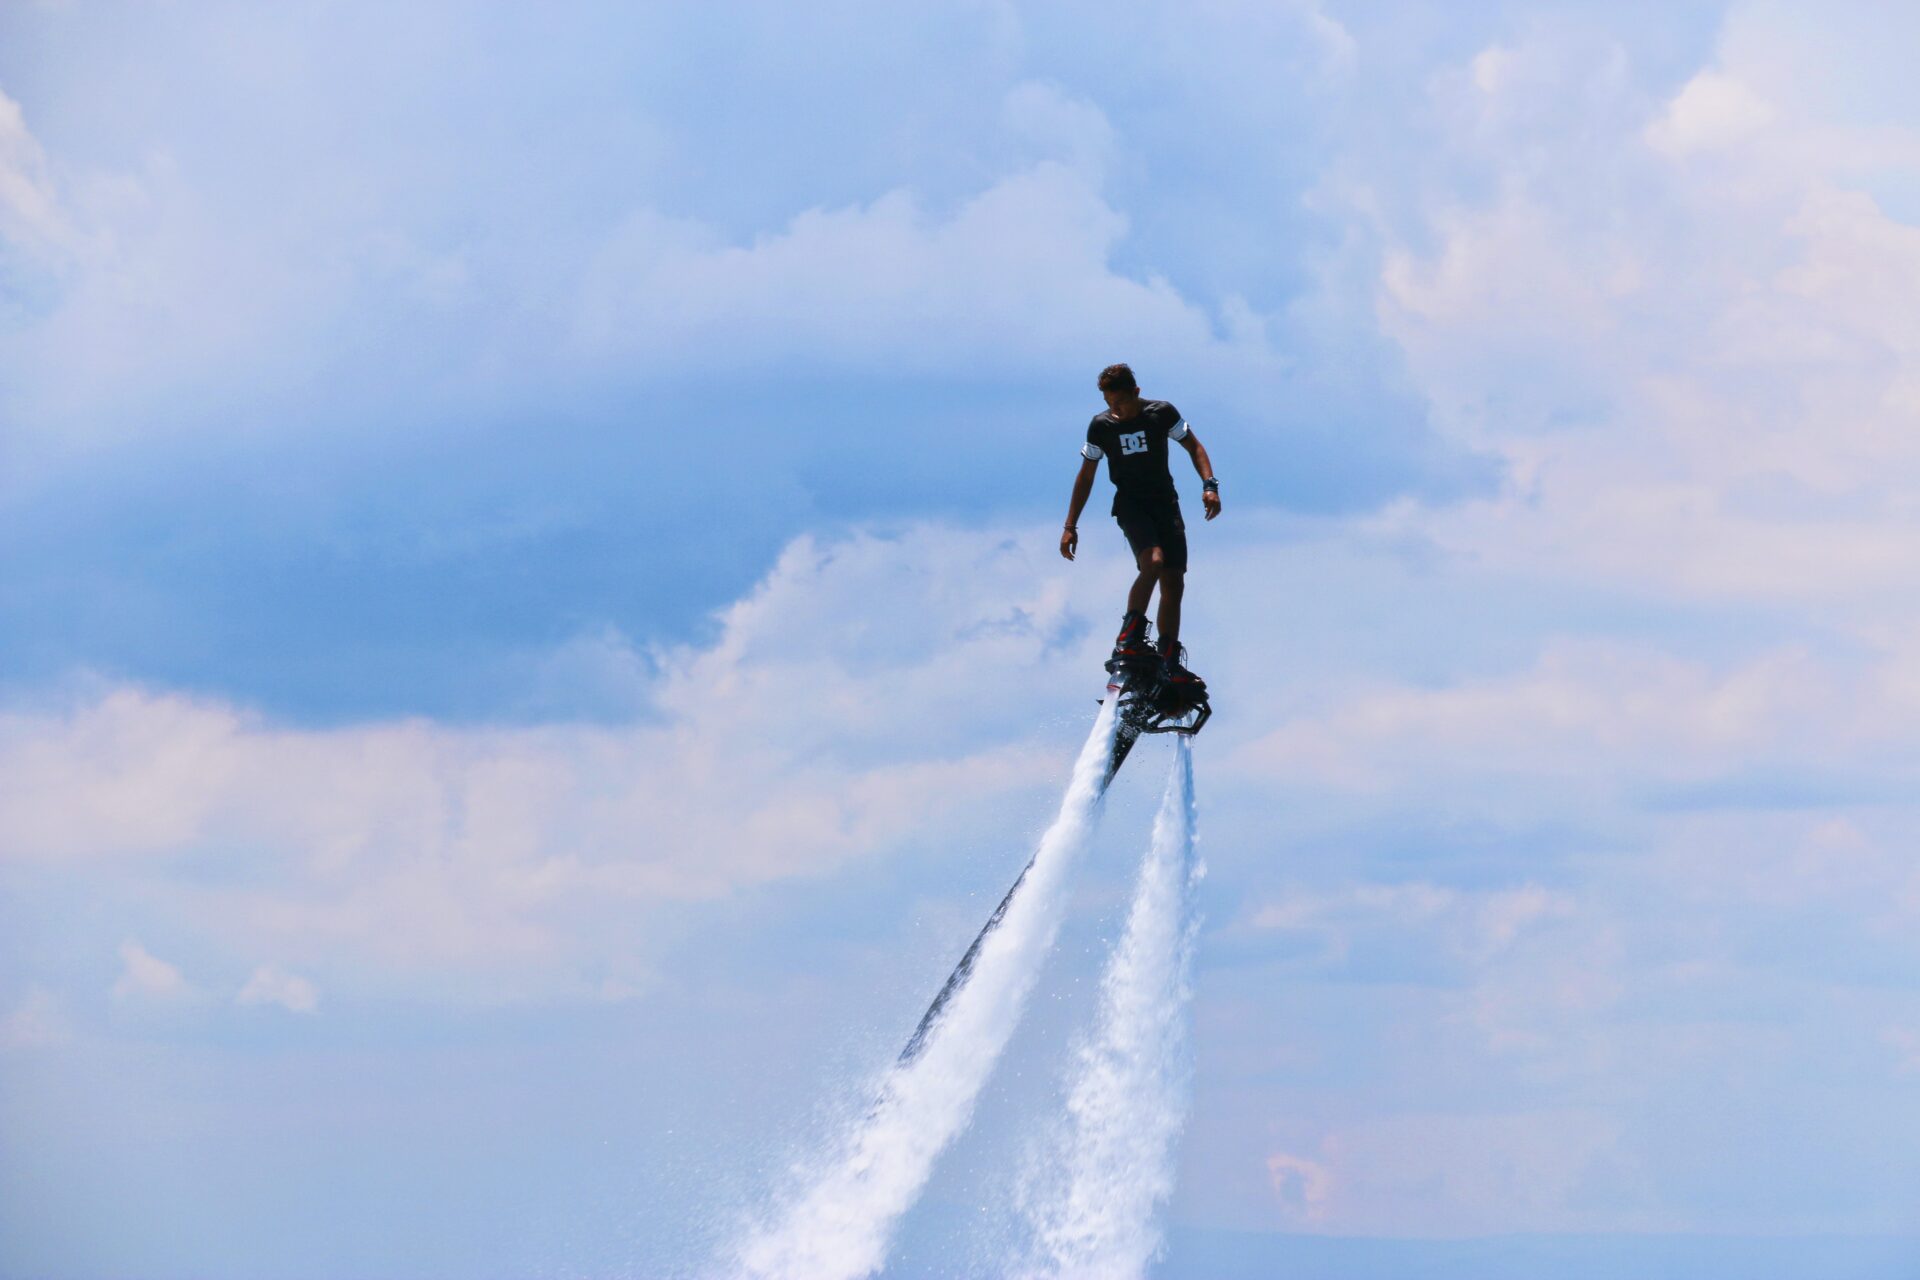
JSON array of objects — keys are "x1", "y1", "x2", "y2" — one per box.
[
  {"x1": 0, "y1": 87, "x2": 73, "y2": 257},
  {"x1": 0, "y1": 987, "x2": 70, "y2": 1050},
  {"x1": 236, "y1": 966, "x2": 319, "y2": 1014},
  {"x1": 0, "y1": 527, "x2": 1112, "y2": 992},
  {"x1": 110, "y1": 939, "x2": 191, "y2": 1002}
]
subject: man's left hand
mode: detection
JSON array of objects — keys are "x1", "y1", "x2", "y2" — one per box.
[{"x1": 1203, "y1": 489, "x2": 1221, "y2": 520}]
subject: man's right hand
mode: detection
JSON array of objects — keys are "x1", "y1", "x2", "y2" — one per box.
[{"x1": 1060, "y1": 526, "x2": 1078, "y2": 560}]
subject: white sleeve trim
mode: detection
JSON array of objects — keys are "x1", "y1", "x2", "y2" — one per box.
[
  {"x1": 1081, "y1": 441, "x2": 1104, "y2": 460},
  {"x1": 1170, "y1": 418, "x2": 1191, "y2": 441}
]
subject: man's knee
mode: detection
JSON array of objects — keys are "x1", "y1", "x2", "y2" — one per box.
[
  {"x1": 1161, "y1": 568, "x2": 1185, "y2": 597},
  {"x1": 1137, "y1": 547, "x2": 1166, "y2": 578}
]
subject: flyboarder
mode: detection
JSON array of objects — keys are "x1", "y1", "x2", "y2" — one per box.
[
  {"x1": 1060, "y1": 362, "x2": 1221, "y2": 687},
  {"x1": 898, "y1": 366, "x2": 1221, "y2": 1066}
]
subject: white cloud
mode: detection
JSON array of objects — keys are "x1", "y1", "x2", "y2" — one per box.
[
  {"x1": 1249, "y1": 881, "x2": 1576, "y2": 964},
  {"x1": 1646, "y1": 70, "x2": 1775, "y2": 156},
  {"x1": 1884, "y1": 1027, "x2": 1920, "y2": 1075},
  {"x1": 111, "y1": 939, "x2": 191, "y2": 1002},
  {"x1": 0, "y1": 987, "x2": 70, "y2": 1050},
  {"x1": 1360, "y1": 17, "x2": 1920, "y2": 611},
  {"x1": 1233, "y1": 641, "x2": 1847, "y2": 793},
  {"x1": 0, "y1": 526, "x2": 1127, "y2": 988},
  {"x1": 1474, "y1": 884, "x2": 1575, "y2": 955},
  {"x1": 236, "y1": 966, "x2": 320, "y2": 1014},
  {"x1": 1, "y1": 60, "x2": 1300, "y2": 475},
  {"x1": 7, "y1": 503, "x2": 1916, "y2": 1030},
  {"x1": 574, "y1": 158, "x2": 1234, "y2": 378},
  {"x1": 1634, "y1": 810, "x2": 1920, "y2": 938},
  {"x1": 1268, "y1": 1111, "x2": 1628, "y2": 1237},
  {"x1": 1001, "y1": 80, "x2": 1117, "y2": 184},
  {"x1": 0, "y1": 87, "x2": 75, "y2": 256}
]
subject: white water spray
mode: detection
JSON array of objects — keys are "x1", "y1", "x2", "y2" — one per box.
[
  {"x1": 732, "y1": 700, "x2": 1120, "y2": 1280},
  {"x1": 1021, "y1": 739, "x2": 1201, "y2": 1280}
]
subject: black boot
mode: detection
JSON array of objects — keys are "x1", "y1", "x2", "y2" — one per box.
[
  {"x1": 1159, "y1": 638, "x2": 1203, "y2": 689},
  {"x1": 1108, "y1": 611, "x2": 1154, "y2": 671}
]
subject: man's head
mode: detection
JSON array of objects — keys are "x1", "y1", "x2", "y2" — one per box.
[{"x1": 1098, "y1": 362, "x2": 1141, "y2": 416}]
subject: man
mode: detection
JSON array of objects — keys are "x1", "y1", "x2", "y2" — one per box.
[{"x1": 1060, "y1": 362, "x2": 1220, "y2": 682}]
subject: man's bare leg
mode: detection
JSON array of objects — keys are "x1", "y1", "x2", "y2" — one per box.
[
  {"x1": 1156, "y1": 567, "x2": 1185, "y2": 653},
  {"x1": 1126, "y1": 547, "x2": 1165, "y2": 618}
]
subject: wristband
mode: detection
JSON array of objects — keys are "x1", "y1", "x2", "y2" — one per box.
[{"x1": 1202, "y1": 478, "x2": 1219, "y2": 493}]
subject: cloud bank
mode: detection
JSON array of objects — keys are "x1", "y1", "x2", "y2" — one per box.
[{"x1": 5, "y1": 1, "x2": 1920, "y2": 1271}]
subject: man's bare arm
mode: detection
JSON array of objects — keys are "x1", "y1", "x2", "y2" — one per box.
[
  {"x1": 1179, "y1": 431, "x2": 1221, "y2": 520},
  {"x1": 1061, "y1": 456, "x2": 1098, "y2": 559}
]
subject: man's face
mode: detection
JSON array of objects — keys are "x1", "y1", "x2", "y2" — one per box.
[{"x1": 1102, "y1": 387, "x2": 1140, "y2": 417}]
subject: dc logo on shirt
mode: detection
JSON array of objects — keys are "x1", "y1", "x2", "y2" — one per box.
[{"x1": 1119, "y1": 430, "x2": 1148, "y2": 456}]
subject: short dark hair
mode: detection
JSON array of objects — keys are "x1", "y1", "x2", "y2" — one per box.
[{"x1": 1098, "y1": 363, "x2": 1137, "y2": 394}]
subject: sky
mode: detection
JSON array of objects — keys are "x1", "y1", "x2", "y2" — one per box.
[{"x1": 3, "y1": 1, "x2": 1920, "y2": 1276}]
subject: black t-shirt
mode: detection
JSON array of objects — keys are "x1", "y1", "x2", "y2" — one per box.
[{"x1": 1082, "y1": 400, "x2": 1190, "y2": 511}]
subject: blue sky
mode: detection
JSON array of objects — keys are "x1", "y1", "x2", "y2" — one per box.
[{"x1": 4, "y1": 2, "x2": 1920, "y2": 1277}]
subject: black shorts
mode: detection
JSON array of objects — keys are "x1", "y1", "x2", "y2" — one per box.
[{"x1": 1113, "y1": 494, "x2": 1187, "y2": 573}]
